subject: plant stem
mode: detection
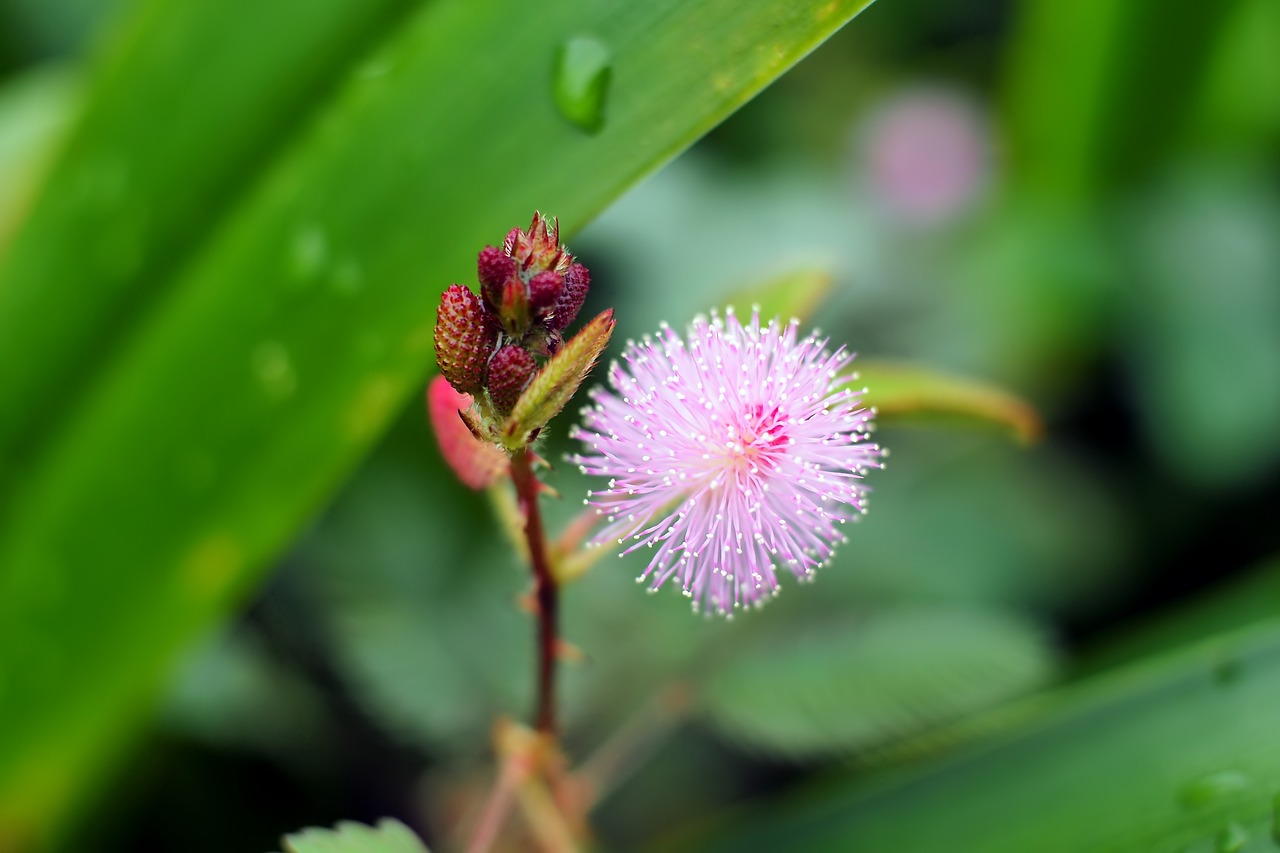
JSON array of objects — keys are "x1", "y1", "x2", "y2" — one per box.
[{"x1": 510, "y1": 447, "x2": 559, "y2": 734}]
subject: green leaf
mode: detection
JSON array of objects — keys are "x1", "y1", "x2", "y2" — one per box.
[
  {"x1": 855, "y1": 360, "x2": 1043, "y2": 443},
  {"x1": 700, "y1": 607, "x2": 1055, "y2": 757},
  {"x1": 0, "y1": 0, "x2": 420, "y2": 477},
  {"x1": 676, "y1": 621, "x2": 1280, "y2": 852},
  {"x1": 0, "y1": 2, "x2": 881, "y2": 838},
  {"x1": 280, "y1": 818, "x2": 430, "y2": 853}
]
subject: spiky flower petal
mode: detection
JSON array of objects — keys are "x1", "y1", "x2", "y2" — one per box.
[{"x1": 570, "y1": 308, "x2": 884, "y2": 615}]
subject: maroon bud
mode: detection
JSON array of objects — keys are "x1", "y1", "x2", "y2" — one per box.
[
  {"x1": 528, "y1": 270, "x2": 564, "y2": 318},
  {"x1": 477, "y1": 246, "x2": 516, "y2": 309},
  {"x1": 487, "y1": 344, "x2": 538, "y2": 414},
  {"x1": 499, "y1": 277, "x2": 531, "y2": 338},
  {"x1": 435, "y1": 284, "x2": 496, "y2": 395},
  {"x1": 550, "y1": 262, "x2": 590, "y2": 331},
  {"x1": 500, "y1": 211, "x2": 567, "y2": 276}
]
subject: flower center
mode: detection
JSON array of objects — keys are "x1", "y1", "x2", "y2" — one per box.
[
  {"x1": 714, "y1": 402, "x2": 790, "y2": 479},
  {"x1": 743, "y1": 402, "x2": 790, "y2": 451}
]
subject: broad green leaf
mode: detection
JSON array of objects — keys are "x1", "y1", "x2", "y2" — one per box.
[
  {"x1": 676, "y1": 621, "x2": 1280, "y2": 852},
  {"x1": 0, "y1": 1, "x2": 880, "y2": 841},
  {"x1": 0, "y1": 0, "x2": 421, "y2": 481},
  {"x1": 700, "y1": 608, "x2": 1055, "y2": 757},
  {"x1": 720, "y1": 268, "x2": 833, "y2": 325},
  {"x1": 855, "y1": 360, "x2": 1043, "y2": 443},
  {"x1": 280, "y1": 818, "x2": 430, "y2": 853}
]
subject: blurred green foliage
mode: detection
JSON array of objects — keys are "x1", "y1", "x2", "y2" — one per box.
[{"x1": 0, "y1": 0, "x2": 1277, "y2": 850}]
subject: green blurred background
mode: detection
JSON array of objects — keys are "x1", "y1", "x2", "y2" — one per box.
[{"x1": 1, "y1": 0, "x2": 1278, "y2": 850}]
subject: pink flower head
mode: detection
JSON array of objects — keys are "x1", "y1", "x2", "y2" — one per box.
[{"x1": 570, "y1": 308, "x2": 884, "y2": 615}]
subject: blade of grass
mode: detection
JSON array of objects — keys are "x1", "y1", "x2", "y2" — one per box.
[{"x1": 1003, "y1": 0, "x2": 1240, "y2": 204}]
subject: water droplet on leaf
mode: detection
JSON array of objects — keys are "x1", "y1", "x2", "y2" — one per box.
[
  {"x1": 175, "y1": 447, "x2": 218, "y2": 493},
  {"x1": 252, "y1": 341, "x2": 297, "y2": 400},
  {"x1": 552, "y1": 36, "x2": 612, "y2": 134},
  {"x1": 1179, "y1": 770, "x2": 1251, "y2": 809},
  {"x1": 330, "y1": 258, "x2": 364, "y2": 295},
  {"x1": 1213, "y1": 653, "x2": 1242, "y2": 685},
  {"x1": 78, "y1": 155, "x2": 130, "y2": 206},
  {"x1": 1215, "y1": 821, "x2": 1248, "y2": 853},
  {"x1": 1271, "y1": 790, "x2": 1280, "y2": 844},
  {"x1": 354, "y1": 56, "x2": 393, "y2": 80},
  {"x1": 289, "y1": 223, "x2": 329, "y2": 281}
]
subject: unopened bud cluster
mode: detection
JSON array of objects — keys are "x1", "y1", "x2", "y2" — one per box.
[{"x1": 435, "y1": 212, "x2": 601, "y2": 427}]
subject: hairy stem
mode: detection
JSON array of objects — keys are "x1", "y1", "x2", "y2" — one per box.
[{"x1": 510, "y1": 447, "x2": 559, "y2": 734}]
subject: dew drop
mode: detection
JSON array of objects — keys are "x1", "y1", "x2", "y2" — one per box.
[
  {"x1": 289, "y1": 223, "x2": 329, "y2": 281},
  {"x1": 78, "y1": 155, "x2": 130, "y2": 205},
  {"x1": 354, "y1": 56, "x2": 393, "y2": 81},
  {"x1": 1213, "y1": 653, "x2": 1242, "y2": 685},
  {"x1": 1179, "y1": 770, "x2": 1250, "y2": 809},
  {"x1": 330, "y1": 257, "x2": 364, "y2": 295},
  {"x1": 1214, "y1": 821, "x2": 1248, "y2": 853},
  {"x1": 251, "y1": 341, "x2": 297, "y2": 400},
  {"x1": 175, "y1": 447, "x2": 218, "y2": 493},
  {"x1": 552, "y1": 35, "x2": 612, "y2": 134},
  {"x1": 8, "y1": 553, "x2": 65, "y2": 608},
  {"x1": 1272, "y1": 790, "x2": 1280, "y2": 844}
]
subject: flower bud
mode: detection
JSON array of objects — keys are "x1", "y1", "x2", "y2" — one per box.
[
  {"x1": 477, "y1": 246, "x2": 517, "y2": 311},
  {"x1": 504, "y1": 212, "x2": 568, "y2": 274},
  {"x1": 528, "y1": 270, "x2": 564, "y2": 319},
  {"x1": 434, "y1": 284, "x2": 496, "y2": 395},
  {"x1": 487, "y1": 344, "x2": 539, "y2": 414},
  {"x1": 499, "y1": 277, "x2": 532, "y2": 338},
  {"x1": 550, "y1": 262, "x2": 590, "y2": 331}
]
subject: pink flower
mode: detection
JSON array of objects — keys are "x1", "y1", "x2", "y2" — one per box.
[{"x1": 570, "y1": 308, "x2": 883, "y2": 615}]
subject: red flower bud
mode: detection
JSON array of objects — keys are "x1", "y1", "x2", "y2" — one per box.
[
  {"x1": 434, "y1": 284, "x2": 496, "y2": 395},
  {"x1": 528, "y1": 270, "x2": 564, "y2": 318},
  {"x1": 499, "y1": 277, "x2": 531, "y2": 338},
  {"x1": 487, "y1": 344, "x2": 538, "y2": 414},
  {"x1": 477, "y1": 246, "x2": 516, "y2": 310},
  {"x1": 550, "y1": 262, "x2": 590, "y2": 331}
]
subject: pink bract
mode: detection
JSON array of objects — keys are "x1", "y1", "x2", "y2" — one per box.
[{"x1": 570, "y1": 309, "x2": 884, "y2": 615}]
